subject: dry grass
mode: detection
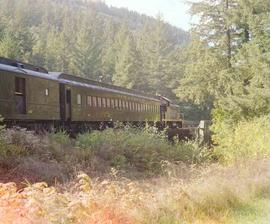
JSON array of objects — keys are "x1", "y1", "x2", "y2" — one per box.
[{"x1": 1, "y1": 159, "x2": 270, "y2": 224}]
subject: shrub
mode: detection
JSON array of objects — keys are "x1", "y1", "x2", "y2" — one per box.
[
  {"x1": 213, "y1": 116, "x2": 270, "y2": 163},
  {"x1": 75, "y1": 127, "x2": 209, "y2": 174},
  {"x1": 48, "y1": 130, "x2": 70, "y2": 145},
  {"x1": 4, "y1": 128, "x2": 42, "y2": 152}
]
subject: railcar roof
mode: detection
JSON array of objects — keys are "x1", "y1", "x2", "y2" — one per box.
[
  {"x1": 51, "y1": 72, "x2": 160, "y2": 102},
  {"x1": 0, "y1": 63, "x2": 58, "y2": 81},
  {"x1": 0, "y1": 57, "x2": 48, "y2": 73}
]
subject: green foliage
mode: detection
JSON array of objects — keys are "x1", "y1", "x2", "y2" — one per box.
[
  {"x1": 75, "y1": 127, "x2": 209, "y2": 174},
  {"x1": 0, "y1": 0, "x2": 188, "y2": 101},
  {"x1": 213, "y1": 116, "x2": 270, "y2": 163},
  {"x1": 48, "y1": 131, "x2": 70, "y2": 146},
  {"x1": 179, "y1": 0, "x2": 270, "y2": 125}
]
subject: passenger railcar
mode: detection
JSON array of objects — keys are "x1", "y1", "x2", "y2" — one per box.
[
  {"x1": 0, "y1": 58, "x2": 60, "y2": 129},
  {"x1": 53, "y1": 73, "x2": 161, "y2": 124}
]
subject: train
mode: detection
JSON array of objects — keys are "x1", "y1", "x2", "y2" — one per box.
[{"x1": 0, "y1": 57, "x2": 182, "y2": 132}]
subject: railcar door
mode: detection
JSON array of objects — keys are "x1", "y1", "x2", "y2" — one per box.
[
  {"x1": 60, "y1": 84, "x2": 72, "y2": 122},
  {"x1": 14, "y1": 77, "x2": 26, "y2": 114},
  {"x1": 66, "y1": 89, "x2": 72, "y2": 121},
  {"x1": 160, "y1": 104, "x2": 166, "y2": 121}
]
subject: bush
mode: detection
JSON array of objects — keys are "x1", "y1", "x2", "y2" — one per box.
[
  {"x1": 213, "y1": 116, "x2": 270, "y2": 163},
  {"x1": 47, "y1": 131, "x2": 76, "y2": 163},
  {"x1": 48, "y1": 130, "x2": 70, "y2": 145},
  {"x1": 75, "y1": 127, "x2": 210, "y2": 174}
]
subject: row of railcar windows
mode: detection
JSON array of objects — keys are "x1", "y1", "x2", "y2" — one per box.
[{"x1": 77, "y1": 94, "x2": 159, "y2": 113}]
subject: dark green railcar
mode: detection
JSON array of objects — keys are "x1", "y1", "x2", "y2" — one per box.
[
  {"x1": 52, "y1": 73, "x2": 161, "y2": 123},
  {"x1": 0, "y1": 58, "x2": 60, "y2": 126}
]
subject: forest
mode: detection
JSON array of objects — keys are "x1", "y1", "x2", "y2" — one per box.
[
  {"x1": 0, "y1": 0, "x2": 186, "y2": 97},
  {"x1": 1, "y1": 0, "x2": 270, "y2": 223}
]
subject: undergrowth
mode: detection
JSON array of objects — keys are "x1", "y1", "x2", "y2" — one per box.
[
  {"x1": 75, "y1": 127, "x2": 209, "y2": 174},
  {"x1": 213, "y1": 116, "x2": 270, "y2": 163},
  {"x1": 1, "y1": 121, "x2": 270, "y2": 223},
  {"x1": 0, "y1": 124, "x2": 210, "y2": 184}
]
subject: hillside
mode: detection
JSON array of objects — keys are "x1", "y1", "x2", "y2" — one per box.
[
  {"x1": 84, "y1": 0, "x2": 188, "y2": 45},
  {"x1": 0, "y1": 0, "x2": 188, "y2": 100}
]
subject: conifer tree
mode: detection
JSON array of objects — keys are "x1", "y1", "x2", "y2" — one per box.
[{"x1": 113, "y1": 24, "x2": 142, "y2": 89}]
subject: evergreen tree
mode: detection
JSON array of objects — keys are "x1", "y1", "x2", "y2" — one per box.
[
  {"x1": 100, "y1": 19, "x2": 117, "y2": 83},
  {"x1": 139, "y1": 15, "x2": 173, "y2": 95},
  {"x1": 69, "y1": 12, "x2": 103, "y2": 78},
  {"x1": 113, "y1": 24, "x2": 142, "y2": 89}
]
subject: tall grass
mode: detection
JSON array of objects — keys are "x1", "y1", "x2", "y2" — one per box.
[{"x1": 1, "y1": 159, "x2": 270, "y2": 224}]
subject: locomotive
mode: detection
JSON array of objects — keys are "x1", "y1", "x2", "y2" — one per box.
[{"x1": 0, "y1": 57, "x2": 182, "y2": 132}]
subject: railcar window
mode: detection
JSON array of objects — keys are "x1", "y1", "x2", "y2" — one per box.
[
  {"x1": 107, "y1": 98, "x2": 110, "y2": 108},
  {"x1": 45, "y1": 88, "x2": 49, "y2": 96},
  {"x1": 111, "y1": 99, "x2": 115, "y2": 108},
  {"x1": 77, "y1": 94, "x2": 82, "y2": 105},
  {"x1": 97, "y1": 97, "x2": 102, "y2": 107},
  {"x1": 119, "y1": 100, "x2": 122, "y2": 109},
  {"x1": 93, "y1": 97, "x2": 97, "y2": 107},
  {"x1": 15, "y1": 77, "x2": 25, "y2": 95},
  {"x1": 87, "y1": 96, "x2": 92, "y2": 106},
  {"x1": 115, "y1": 99, "x2": 119, "y2": 109},
  {"x1": 102, "y1": 98, "x2": 106, "y2": 107},
  {"x1": 125, "y1": 101, "x2": 128, "y2": 110}
]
